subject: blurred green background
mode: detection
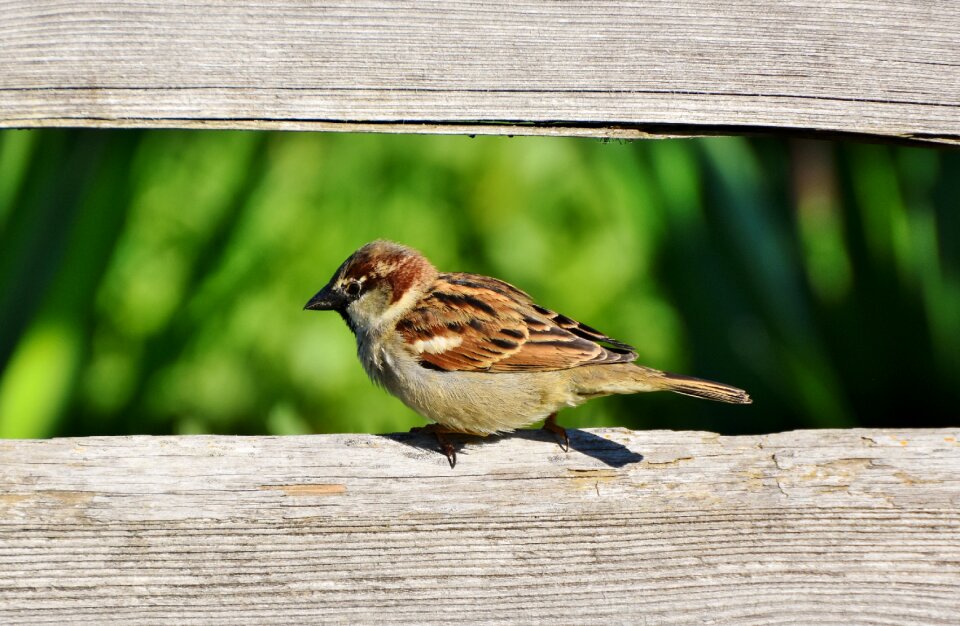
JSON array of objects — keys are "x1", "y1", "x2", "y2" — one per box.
[{"x1": 0, "y1": 129, "x2": 957, "y2": 439}]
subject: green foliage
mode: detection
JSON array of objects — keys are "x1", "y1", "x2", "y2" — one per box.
[{"x1": 0, "y1": 129, "x2": 957, "y2": 438}]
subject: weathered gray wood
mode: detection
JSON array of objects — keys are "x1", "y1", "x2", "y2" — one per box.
[
  {"x1": 1, "y1": 1, "x2": 958, "y2": 145},
  {"x1": 0, "y1": 428, "x2": 958, "y2": 624}
]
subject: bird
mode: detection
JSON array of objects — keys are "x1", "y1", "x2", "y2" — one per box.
[{"x1": 305, "y1": 240, "x2": 751, "y2": 467}]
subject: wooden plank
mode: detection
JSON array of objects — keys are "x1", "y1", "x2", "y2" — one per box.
[
  {"x1": 1, "y1": 428, "x2": 958, "y2": 624},
  {"x1": 1, "y1": 1, "x2": 958, "y2": 144}
]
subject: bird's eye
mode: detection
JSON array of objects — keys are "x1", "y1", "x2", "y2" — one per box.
[{"x1": 345, "y1": 280, "x2": 362, "y2": 297}]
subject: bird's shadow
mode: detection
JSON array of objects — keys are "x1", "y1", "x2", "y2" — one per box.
[{"x1": 382, "y1": 427, "x2": 643, "y2": 468}]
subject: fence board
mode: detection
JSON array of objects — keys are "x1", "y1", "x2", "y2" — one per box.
[
  {"x1": 1, "y1": 428, "x2": 958, "y2": 623},
  {"x1": 2, "y1": 1, "x2": 958, "y2": 144}
]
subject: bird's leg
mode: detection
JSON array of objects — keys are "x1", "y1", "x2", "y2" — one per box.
[
  {"x1": 542, "y1": 413, "x2": 569, "y2": 452},
  {"x1": 410, "y1": 423, "x2": 459, "y2": 468}
]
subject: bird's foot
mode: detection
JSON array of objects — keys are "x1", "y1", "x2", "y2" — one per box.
[
  {"x1": 542, "y1": 413, "x2": 569, "y2": 452},
  {"x1": 410, "y1": 424, "x2": 459, "y2": 468}
]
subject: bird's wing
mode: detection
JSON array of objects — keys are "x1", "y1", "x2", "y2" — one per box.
[{"x1": 396, "y1": 273, "x2": 637, "y2": 372}]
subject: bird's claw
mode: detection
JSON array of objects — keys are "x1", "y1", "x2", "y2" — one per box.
[
  {"x1": 542, "y1": 413, "x2": 570, "y2": 452},
  {"x1": 411, "y1": 424, "x2": 459, "y2": 468},
  {"x1": 440, "y1": 442, "x2": 457, "y2": 468}
]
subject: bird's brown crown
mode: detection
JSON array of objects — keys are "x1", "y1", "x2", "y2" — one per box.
[{"x1": 340, "y1": 240, "x2": 437, "y2": 304}]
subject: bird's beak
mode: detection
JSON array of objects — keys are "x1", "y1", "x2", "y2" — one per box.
[{"x1": 304, "y1": 284, "x2": 345, "y2": 311}]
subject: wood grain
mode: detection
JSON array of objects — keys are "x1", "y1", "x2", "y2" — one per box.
[
  {"x1": 1, "y1": 428, "x2": 958, "y2": 624},
  {"x1": 1, "y1": 1, "x2": 958, "y2": 144}
]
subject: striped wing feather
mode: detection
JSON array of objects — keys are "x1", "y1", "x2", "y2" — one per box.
[{"x1": 396, "y1": 273, "x2": 637, "y2": 372}]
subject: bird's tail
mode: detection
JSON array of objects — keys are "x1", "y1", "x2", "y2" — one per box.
[
  {"x1": 654, "y1": 371, "x2": 752, "y2": 404},
  {"x1": 572, "y1": 363, "x2": 752, "y2": 404}
]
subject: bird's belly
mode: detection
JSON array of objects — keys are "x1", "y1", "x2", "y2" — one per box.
[{"x1": 370, "y1": 347, "x2": 583, "y2": 435}]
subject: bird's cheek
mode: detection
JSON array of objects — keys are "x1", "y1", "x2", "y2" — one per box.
[{"x1": 344, "y1": 297, "x2": 380, "y2": 331}]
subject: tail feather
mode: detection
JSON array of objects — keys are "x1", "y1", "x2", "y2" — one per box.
[
  {"x1": 657, "y1": 371, "x2": 752, "y2": 404},
  {"x1": 572, "y1": 363, "x2": 752, "y2": 404}
]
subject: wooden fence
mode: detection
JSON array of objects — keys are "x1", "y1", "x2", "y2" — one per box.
[
  {"x1": 2, "y1": 429, "x2": 959, "y2": 623},
  {"x1": 2, "y1": 1, "x2": 958, "y2": 144},
  {"x1": 2, "y1": 1, "x2": 959, "y2": 623}
]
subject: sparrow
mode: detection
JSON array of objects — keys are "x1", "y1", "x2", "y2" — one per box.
[{"x1": 305, "y1": 240, "x2": 751, "y2": 467}]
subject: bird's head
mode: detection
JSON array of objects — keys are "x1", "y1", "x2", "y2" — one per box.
[{"x1": 304, "y1": 240, "x2": 438, "y2": 334}]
